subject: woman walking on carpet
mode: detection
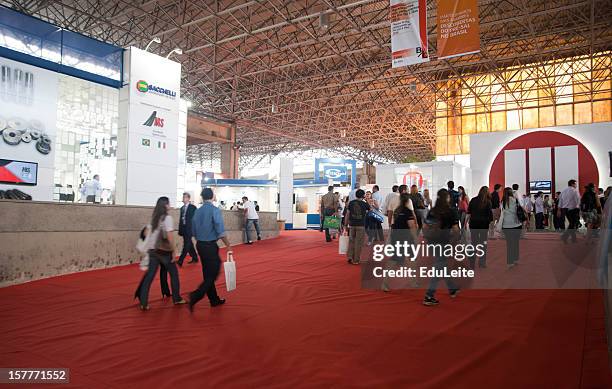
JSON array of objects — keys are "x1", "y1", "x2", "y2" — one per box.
[{"x1": 135, "y1": 196, "x2": 186, "y2": 310}]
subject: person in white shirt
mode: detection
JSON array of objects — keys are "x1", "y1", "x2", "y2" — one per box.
[
  {"x1": 534, "y1": 192, "x2": 545, "y2": 230},
  {"x1": 242, "y1": 196, "x2": 261, "y2": 244},
  {"x1": 372, "y1": 185, "x2": 384, "y2": 209},
  {"x1": 348, "y1": 183, "x2": 360, "y2": 202},
  {"x1": 80, "y1": 174, "x2": 101, "y2": 203},
  {"x1": 383, "y1": 185, "x2": 400, "y2": 223},
  {"x1": 558, "y1": 179, "x2": 581, "y2": 243}
]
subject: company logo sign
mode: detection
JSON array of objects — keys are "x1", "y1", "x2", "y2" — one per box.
[
  {"x1": 143, "y1": 111, "x2": 164, "y2": 127},
  {"x1": 402, "y1": 171, "x2": 423, "y2": 189},
  {"x1": 323, "y1": 165, "x2": 348, "y2": 181},
  {"x1": 135, "y1": 80, "x2": 176, "y2": 99}
]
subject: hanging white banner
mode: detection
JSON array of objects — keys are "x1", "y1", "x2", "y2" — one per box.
[{"x1": 390, "y1": 0, "x2": 429, "y2": 68}]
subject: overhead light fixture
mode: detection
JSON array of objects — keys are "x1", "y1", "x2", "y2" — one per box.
[
  {"x1": 370, "y1": 140, "x2": 375, "y2": 148},
  {"x1": 185, "y1": 100, "x2": 193, "y2": 108},
  {"x1": 144, "y1": 37, "x2": 161, "y2": 52},
  {"x1": 271, "y1": 104, "x2": 278, "y2": 114},
  {"x1": 166, "y1": 48, "x2": 183, "y2": 59},
  {"x1": 319, "y1": 12, "x2": 329, "y2": 29},
  {"x1": 340, "y1": 129, "x2": 346, "y2": 138}
]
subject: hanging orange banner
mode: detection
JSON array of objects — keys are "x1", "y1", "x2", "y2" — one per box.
[{"x1": 437, "y1": 0, "x2": 480, "y2": 59}]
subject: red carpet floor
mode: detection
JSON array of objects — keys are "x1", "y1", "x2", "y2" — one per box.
[{"x1": 0, "y1": 230, "x2": 610, "y2": 389}]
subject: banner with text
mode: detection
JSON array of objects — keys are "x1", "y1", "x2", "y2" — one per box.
[
  {"x1": 437, "y1": 0, "x2": 480, "y2": 59},
  {"x1": 390, "y1": 0, "x2": 429, "y2": 68}
]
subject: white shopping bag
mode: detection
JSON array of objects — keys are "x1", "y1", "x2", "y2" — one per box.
[
  {"x1": 339, "y1": 234, "x2": 349, "y2": 254},
  {"x1": 224, "y1": 252, "x2": 236, "y2": 292}
]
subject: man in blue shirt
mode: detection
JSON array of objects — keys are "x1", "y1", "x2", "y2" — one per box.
[{"x1": 189, "y1": 187, "x2": 233, "y2": 312}]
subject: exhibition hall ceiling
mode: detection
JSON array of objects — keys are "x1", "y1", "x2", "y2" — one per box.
[{"x1": 3, "y1": 0, "x2": 612, "y2": 163}]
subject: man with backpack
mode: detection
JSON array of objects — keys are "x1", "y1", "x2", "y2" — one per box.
[
  {"x1": 344, "y1": 189, "x2": 370, "y2": 265},
  {"x1": 447, "y1": 181, "x2": 460, "y2": 209}
]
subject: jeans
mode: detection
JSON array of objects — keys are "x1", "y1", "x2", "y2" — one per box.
[
  {"x1": 178, "y1": 233, "x2": 198, "y2": 265},
  {"x1": 425, "y1": 253, "x2": 457, "y2": 298},
  {"x1": 503, "y1": 226, "x2": 522, "y2": 264},
  {"x1": 347, "y1": 226, "x2": 365, "y2": 264},
  {"x1": 244, "y1": 219, "x2": 261, "y2": 243},
  {"x1": 137, "y1": 250, "x2": 181, "y2": 306},
  {"x1": 560, "y1": 208, "x2": 580, "y2": 242},
  {"x1": 190, "y1": 241, "x2": 222, "y2": 305},
  {"x1": 365, "y1": 215, "x2": 383, "y2": 243},
  {"x1": 469, "y1": 228, "x2": 488, "y2": 267}
]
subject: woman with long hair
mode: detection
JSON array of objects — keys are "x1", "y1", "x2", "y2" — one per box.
[
  {"x1": 496, "y1": 187, "x2": 524, "y2": 268},
  {"x1": 465, "y1": 186, "x2": 493, "y2": 268},
  {"x1": 423, "y1": 189, "x2": 460, "y2": 306},
  {"x1": 423, "y1": 189, "x2": 433, "y2": 210},
  {"x1": 382, "y1": 193, "x2": 418, "y2": 292},
  {"x1": 457, "y1": 186, "x2": 469, "y2": 231},
  {"x1": 135, "y1": 196, "x2": 186, "y2": 310},
  {"x1": 581, "y1": 183, "x2": 601, "y2": 243},
  {"x1": 365, "y1": 190, "x2": 383, "y2": 245}
]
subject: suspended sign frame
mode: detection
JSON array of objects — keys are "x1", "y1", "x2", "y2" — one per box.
[
  {"x1": 390, "y1": 0, "x2": 429, "y2": 68},
  {"x1": 437, "y1": 0, "x2": 480, "y2": 59}
]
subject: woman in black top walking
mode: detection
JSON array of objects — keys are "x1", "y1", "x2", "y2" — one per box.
[
  {"x1": 466, "y1": 186, "x2": 493, "y2": 269},
  {"x1": 382, "y1": 194, "x2": 418, "y2": 292},
  {"x1": 423, "y1": 189, "x2": 460, "y2": 306}
]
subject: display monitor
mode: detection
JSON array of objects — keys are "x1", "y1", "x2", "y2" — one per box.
[
  {"x1": 0, "y1": 159, "x2": 38, "y2": 185},
  {"x1": 529, "y1": 180, "x2": 551, "y2": 194}
]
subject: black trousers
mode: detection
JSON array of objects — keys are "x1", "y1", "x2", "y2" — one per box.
[
  {"x1": 561, "y1": 208, "x2": 580, "y2": 242},
  {"x1": 190, "y1": 241, "x2": 222, "y2": 305},
  {"x1": 553, "y1": 210, "x2": 565, "y2": 230},
  {"x1": 178, "y1": 233, "x2": 198, "y2": 265},
  {"x1": 469, "y1": 227, "x2": 488, "y2": 267},
  {"x1": 535, "y1": 212, "x2": 544, "y2": 229},
  {"x1": 503, "y1": 226, "x2": 522, "y2": 264}
]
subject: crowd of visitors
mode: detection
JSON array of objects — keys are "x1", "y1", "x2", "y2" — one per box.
[{"x1": 332, "y1": 179, "x2": 610, "y2": 306}]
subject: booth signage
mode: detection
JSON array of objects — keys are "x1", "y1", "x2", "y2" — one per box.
[
  {"x1": 0, "y1": 159, "x2": 38, "y2": 185},
  {"x1": 135, "y1": 80, "x2": 176, "y2": 99},
  {"x1": 323, "y1": 165, "x2": 348, "y2": 181},
  {"x1": 402, "y1": 171, "x2": 424, "y2": 189}
]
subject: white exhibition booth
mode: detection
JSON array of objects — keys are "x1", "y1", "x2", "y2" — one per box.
[{"x1": 376, "y1": 160, "x2": 472, "y2": 199}]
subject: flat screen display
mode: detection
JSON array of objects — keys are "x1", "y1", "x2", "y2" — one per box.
[
  {"x1": 0, "y1": 159, "x2": 38, "y2": 185},
  {"x1": 529, "y1": 180, "x2": 551, "y2": 194}
]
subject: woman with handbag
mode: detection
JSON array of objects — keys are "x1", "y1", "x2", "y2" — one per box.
[
  {"x1": 496, "y1": 187, "x2": 525, "y2": 268},
  {"x1": 135, "y1": 196, "x2": 186, "y2": 311},
  {"x1": 382, "y1": 193, "x2": 418, "y2": 292},
  {"x1": 365, "y1": 191, "x2": 384, "y2": 245}
]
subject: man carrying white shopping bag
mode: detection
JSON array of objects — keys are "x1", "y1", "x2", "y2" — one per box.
[
  {"x1": 189, "y1": 188, "x2": 234, "y2": 312},
  {"x1": 224, "y1": 252, "x2": 236, "y2": 291}
]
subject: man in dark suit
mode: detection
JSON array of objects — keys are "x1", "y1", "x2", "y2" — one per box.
[{"x1": 178, "y1": 192, "x2": 199, "y2": 266}]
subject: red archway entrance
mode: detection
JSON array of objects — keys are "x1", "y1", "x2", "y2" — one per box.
[{"x1": 488, "y1": 131, "x2": 599, "y2": 194}]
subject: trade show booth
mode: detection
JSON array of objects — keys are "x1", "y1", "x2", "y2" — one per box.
[
  {"x1": 376, "y1": 160, "x2": 472, "y2": 199},
  {"x1": 470, "y1": 123, "x2": 612, "y2": 196}
]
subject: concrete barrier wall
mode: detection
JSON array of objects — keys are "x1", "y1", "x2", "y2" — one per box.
[{"x1": 0, "y1": 200, "x2": 279, "y2": 287}]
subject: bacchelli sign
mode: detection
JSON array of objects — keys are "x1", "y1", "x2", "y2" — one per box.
[{"x1": 136, "y1": 80, "x2": 177, "y2": 99}]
